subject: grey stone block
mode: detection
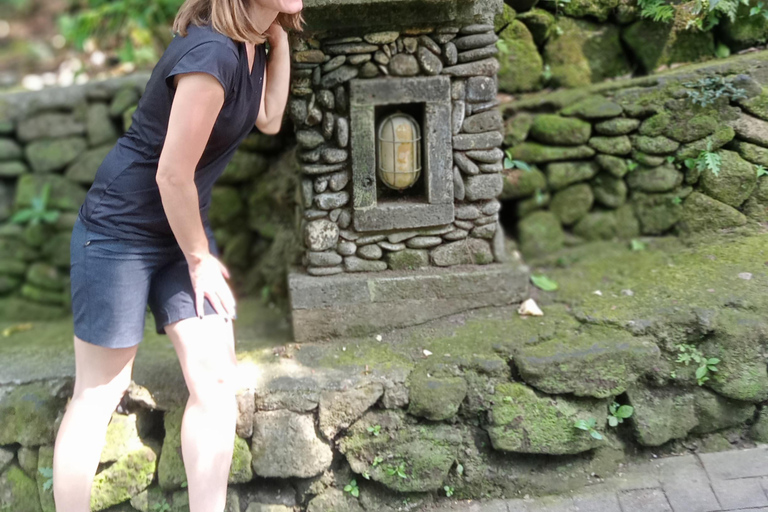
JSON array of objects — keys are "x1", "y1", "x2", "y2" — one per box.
[
  {"x1": 288, "y1": 262, "x2": 529, "y2": 342},
  {"x1": 700, "y1": 446, "x2": 768, "y2": 480},
  {"x1": 711, "y1": 477, "x2": 768, "y2": 510},
  {"x1": 618, "y1": 488, "x2": 672, "y2": 512},
  {"x1": 353, "y1": 202, "x2": 454, "y2": 231},
  {"x1": 349, "y1": 75, "x2": 450, "y2": 106}
]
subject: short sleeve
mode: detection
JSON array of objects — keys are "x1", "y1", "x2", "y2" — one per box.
[{"x1": 165, "y1": 41, "x2": 239, "y2": 95}]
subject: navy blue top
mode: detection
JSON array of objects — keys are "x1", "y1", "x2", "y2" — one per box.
[{"x1": 78, "y1": 21, "x2": 267, "y2": 241}]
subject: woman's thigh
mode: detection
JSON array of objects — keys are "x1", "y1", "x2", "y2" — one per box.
[{"x1": 70, "y1": 217, "x2": 175, "y2": 349}]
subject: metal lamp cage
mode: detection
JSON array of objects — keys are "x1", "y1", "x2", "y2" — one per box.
[{"x1": 376, "y1": 112, "x2": 422, "y2": 191}]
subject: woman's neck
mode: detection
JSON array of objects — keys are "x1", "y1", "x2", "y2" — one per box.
[{"x1": 247, "y1": 2, "x2": 279, "y2": 34}]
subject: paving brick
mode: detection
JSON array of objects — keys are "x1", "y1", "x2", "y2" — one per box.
[
  {"x1": 525, "y1": 496, "x2": 576, "y2": 512},
  {"x1": 712, "y1": 477, "x2": 768, "y2": 510},
  {"x1": 572, "y1": 490, "x2": 621, "y2": 512},
  {"x1": 602, "y1": 461, "x2": 662, "y2": 491},
  {"x1": 700, "y1": 447, "x2": 768, "y2": 481},
  {"x1": 618, "y1": 488, "x2": 672, "y2": 512},
  {"x1": 657, "y1": 455, "x2": 720, "y2": 512},
  {"x1": 507, "y1": 500, "x2": 530, "y2": 512}
]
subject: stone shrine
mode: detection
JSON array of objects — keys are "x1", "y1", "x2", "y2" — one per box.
[{"x1": 286, "y1": 0, "x2": 529, "y2": 341}]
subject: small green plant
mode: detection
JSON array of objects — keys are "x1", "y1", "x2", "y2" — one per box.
[
  {"x1": 685, "y1": 141, "x2": 722, "y2": 177},
  {"x1": 372, "y1": 456, "x2": 384, "y2": 467},
  {"x1": 344, "y1": 479, "x2": 360, "y2": 497},
  {"x1": 638, "y1": 0, "x2": 675, "y2": 22},
  {"x1": 503, "y1": 150, "x2": 532, "y2": 172},
  {"x1": 554, "y1": 0, "x2": 571, "y2": 16},
  {"x1": 675, "y1": 343, "x2": 721, "y2": 385},
  {"x1": 531, "y1": 274, "x2": 559, "y2": 291},
  {"x1": 38, "y1": 467, "x2": 53, "y2": 492},
  {"x1": 756, "y1": 164, "x2": 767, "y2": 177},
  {"x1": 671, "y1": 196, "x2": 683, "y2": 205},
  {"x1": 715, "y1": 42, "x2": 731, "y2": 58},
  {"x1": 542, "y1": 64, "x2": 553, "y2": 82},
  {"x1": 150, "y1": 499, "x2": 171, "y2": 512},
  {"x1": 385, "y1": 461, "x2": 408, "y2": 479},
  {"x1": 362, "y1": 471, "x2": 371, "y2": 480},
  {"x1": 683, "y1": 76, "x2": 748, "y2": 107},
  {"x1": 626, "y1": 159, "x2": 639, "y2": 172},
  {"x1": 608, "y1": 402, "x2": 634, "y2": 427},
  {"x1": 751, "y1": 1, "x2": 768, "y2": 18},
  {"x1": 9, "y1": 183, "x2": 60, "y2": 226},
  {"x1": 366, "y1": 424, "x2": 382, "y2": 436},
  {"x1": 456, "y1": 462, "x2": 464, "y2": 476},
  {"x1": 574, "y1": 417, "x2": 603, "y2": 440},
  {"x1": 630, "y1": 239, "x2": 647, "y2": 251},
  {"x1": 444, "y1": 485, "x2": 455, "y2": 497}
]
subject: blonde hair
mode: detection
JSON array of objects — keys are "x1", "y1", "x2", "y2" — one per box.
[{"x1": 172, "y1": 0, "x2": 305, "y2": 45}]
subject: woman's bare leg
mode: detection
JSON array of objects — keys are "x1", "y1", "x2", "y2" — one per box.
[
  {"x1": 164, "y1": 314, "x2": 237, "y2": 512},
  {"x1": 53, "y1": 335, "x2": 138, "y2": 512}
]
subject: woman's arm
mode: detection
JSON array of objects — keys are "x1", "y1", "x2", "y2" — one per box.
[
  {"x1": 156, "y1": 72, "x2": 236, "y2": 319},
  {"x1": 255, "y1": 23, "x2": 290, "y2": 135}
]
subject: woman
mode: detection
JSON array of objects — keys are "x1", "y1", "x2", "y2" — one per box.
[{"x1": 52, "y1": 0, "x2": 304, "y2": 510}]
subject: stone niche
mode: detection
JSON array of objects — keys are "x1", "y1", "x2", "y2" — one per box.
[{"x1": 286, "y1": 0, "x2": 530, "y2": 341}]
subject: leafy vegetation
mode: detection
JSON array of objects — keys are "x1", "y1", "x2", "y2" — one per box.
[
  {"x1": 385, "y1": 461, "x2": 408, "y2": 479},
  {"x1": 531, "y1": 274, "x2": 559, "y2": 291},
  {"x1": 444, "y1": 485, "x2": 455, "y2": 497},
  {"x1": 675, "y1": 343, "x2": 721, "y2": 385},
  {"x1": 366, "y1": 424, "x2": 382, "y2": 436},
  {"x1": 38, "y1": 467, "x2": 53, "y2": 492},
  {"x1": 638, "y1": 0, "x2": 750, "y2": 31},
  {"x1": 503, "y1": 150, "x2": 532, "y2": 172},
  {"x1": 58, "y1": 0, "x2": 182, "y2": 65},
  {"x1": 9, "y1": 183, "x2": 60, "y2": 226},
  {"x1": 683, "y1": 76, "x2": 748, "y2": 107},
  {"x1": 608, "y1": 402, "x2": 634, "y2": 427},
  {"x1": 344, "y1": 479, "x2": 360, "y2": 497},
  {"x1": 685, "y1": 141, "x2": 722, "y2": 177},
  {"x1": 573, "y1": 417, "x2": 603, "y2": 440}
]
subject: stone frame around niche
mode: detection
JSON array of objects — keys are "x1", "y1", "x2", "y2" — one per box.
[{"x1": 349, "y1": 75, "x2": 454, "y2": 232}]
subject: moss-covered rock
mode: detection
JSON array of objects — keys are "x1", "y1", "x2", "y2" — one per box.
[
  {"x1": 14, "y1": 173, "x2": 86, "y2": 213},
  {"x1": 90, "y1": 443, "x2": 158, "y2": 511},
  {"x1": 501, "y1": 167, "x2": 547, "y2": 199},
  {"x1": 589, "y1": 135, "x2": 633, "y2": 156},
  {"x1": 639, "y1": 112, "x2": 672, "y2": 137},
  {"x1": 385, "y1": 249, "x2": 429, "y2": 270},
  {"x1": 664, "y1": 114, "x2": 718, "y2": 143},
  {"x1": 622, "y1": 19, "x2": 715, "y2": 72},
  {"x1": 592, "y1": 173, "x2": 627, "y2": 208},
  {"x1": 209, "y1": 187, "x2": 245, "y2": 227},
  {"x1": 562, "y1": 95, "x2": 624, "y2": 119},
  {"x1": 486, "y1": 383, "x2": 608, "y2": 454},
  {"x1": 699, "y1": 149, "x2": 757, "y2": 207},
  {"x1": 691, "y1": 387, "x2": 756, "y2": 434},
  {"x1": 742, "y1": 177, "x2": 768, "y2": 221},
  {"x1": 546, "y1": 161, "x2": 599, "y2": 190},
  {"x1": 307, "y1": 489, "x2": 364, "y2": 512},
  {"x1": 510, "y1": 142, "x2": 596, "y2": 163},
  {"x1": 498, "y1": 21, "x2": 544, "y2": 93},
  {"x1": 626, "y1": 163, "x2": 683, "y2": 192},
  {"x1": 550, "y1": 183, "x2": 594, "y2": 225},
  {"x1": 494, "y1": 3, "x2": 517, "y2": 32},
  {"x1": 517, "y1": 210, "x2": 565, "y2": 258},
  {"x1": 529, "y1": 115, "x2": 592, "y2": 146},
  {"x1": 627, "y1": 385, "x2": 697, "y2": 446},
  {"x1": 517, "y1": 191, "x2": 552, "y2": 216},
  {"x1": 717, "y1": 0, "x2": 768, "y2": 51},
  {"x1": 63, "y1": 145, "x2": 113, "y2": 184},
  {"x1": 504, "y1": 113, "x2": 535, "y2": 146},
  {"x1": 407, "y1": 369, "x2": 467, "y2": 421},
  {"x1": 631, "y1": 135, "x2": 680, "y2": 155},
  {"x1": 24, "y1": 137, "x2": 87, "y2": 174},
  {"x1": 573, "y1": 210, "x2": 618, "y2": 240},
  {"x1": 631, "y1": 189, "x2": 686, "y2": 234},
  {"x1": 594, "y1": 118, "x2": 640, "y2": 136},
  {"x1": 318, "y1": 384, "x2": 384, "y2": 439},
  {"x1": 596, "y1": 154, "x2": 630, "y2": 178},
  {"x1": 0, "y1": 463, "x2": 42, "y2": 512},
  {"x1": 676, "y1": 191, "x2": 747, "y2": 234},
  {"x1": 545, "y1": 0, "x2": 619, "y2": 21},
  {"x1": 219, "y1": 151, "x2": 270, "y2": 184},
  {"x1": 700, "y1": 309, "x2": 768, "y2": 403},
  {"x1": 676, "y1": 125, "x2": 735, "y2": 160},
  {"x1": 732, "y1": 139, "x2": 768, "y2": 166},
  {"x1": 517, "y1": 8, "x2": 555, "y2": 45},
  {"x1": 339, "y1": 410, "x2": 462, "y2": 492},
  {"x1": 0, "y1": 382, "x2": 66, "y2": 446},
  {"x1": 514, "y1": 326, "x2": 660, "y2": 398},
  {"x1": 750, "y1": 411, "x2": 768, "y2": 442},
  {"x1": 543, "y1": 19, "x2": 630, "y2": 88},
  {"x1": 738, "y1": 89, "x2": 768, "y2": 122}
]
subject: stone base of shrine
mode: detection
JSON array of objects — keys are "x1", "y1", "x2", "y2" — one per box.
[{"x1": 286, "y1": 261, "x2": 530, "y2": 342}]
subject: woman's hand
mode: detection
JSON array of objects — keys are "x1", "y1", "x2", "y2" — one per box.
[
  {"x1": 188, "y1": 253, "x2": 237, "y2": 320},
  {"x1": 264, "y1": 20, "x2": 288, "y2": 48}
]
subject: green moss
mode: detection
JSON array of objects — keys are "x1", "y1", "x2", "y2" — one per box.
[
  {"x1": 498, "y1": 21, "x2": 543, "y2": 93},
  {"x1": 530, "y1": 115, "x2": 592, "y2": 146},
  {"x1": 543, "y1": 19, "x2": 630, "y2": 88},
  {"x1": 90, "y1": 443, "x2": 158, "y2": 511},
  {"x1": 622, "y1": 19, "x2": 715, "y2": 72},
  {"x1": 573, "y1": 210, "x2": 619, "y2": 240},
  {"x1": 639, "y1": 112, "x2": 672, "y2": 136},
  {"x1": 691, "y1": 387, "x2": 755, "y2": 434},
  {"x1": 699, "y1": 149, "x2": 758, "y2": 208},
  {"x1": 717, "y1": 0, "x2": 768, "y2": 51},
  {"x1": 592, "y1": 173, "x2": 628, "y2": 208},
  {"x1": 596, "y1": 154, "x2": 630, "y2": 178},
  {"x1": 677, "y1": 191, "x2": 747, "y2": 234},
  {"x1": 494, "y1": 3, "x2": 517, "y2": 32},
  {"x1": 510, "y1": 142, "x2": 596, "y2": 163},
  {"x1": 504, "y1": 112, "x2": 535, "y2": 146},
  {"x1": 0, "y1": 464, "x2": 42, "y2": 512},
  {"x1": 0, "y1": 382, "x2": 65, "y2": 446},
  {"x1": 631, "y1": 135, "x2": 680, "y2": 155},
  {"x1": 627, "y1": 385, "x2": 697, "y2": 446},
  {"x1": 501, "y1": 167, "x2": 548, "y2": 200},
  {"x1": 546, "y1": 161, "x2": 599, "y2": 190},
  {"x1": 518, "y1": 210, "x2": 565, "y2": 257},
  {"x1": 514, "y1": 325, "x2": 660, "y2": 398},
  {"x1": 739, "y1": 89, "x2": 768, "y2": 121},
  {"x1": 517, "y1": 8, "x2": 556, "y2": 46},
  {"x1": 550, "y1": 183, "x2": 594, "y2": 225},
  {"x1": 589, "y1": 135, "x2": 632, "y2": 156},
  {"x1": 594, "y1": 118, "x2": 640, "y2": 136},
  {"x1": 675, "y1": 125, "x2": 735, "y2": 160},
  {"x1": 407, "y1": 369, "x2": 468, "y2": 420},
  {"x1": 664, "y1": 115, "x2": 718, "y2": 143},
  {"x1": 548, "y1": 0, "x2": 619, "y2": 21},
  {"x1": 626, "y1": 163, "x2": 683, "y2": 192},
  {"x1": 561, "y1": 95, "x2": 624, "y2": 119},
  {"x1": 486, "y1": 383, "x2": 608, "y2": 454}
]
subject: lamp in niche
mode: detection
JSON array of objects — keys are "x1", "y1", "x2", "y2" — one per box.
[{"x1": 377, "y1": 112, "x2": 422, "y2": 191}]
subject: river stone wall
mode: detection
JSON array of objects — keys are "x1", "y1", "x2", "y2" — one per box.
[
  {"x1": 290, "y1": 21, "x2": 509, "y2": 276},
  {"x1": 0, "y1": 75, "x2": 300, "y2": 321},
  {"x1": 494, "y1": 0, "x2": 768, "y2": 94},
  {"x1": 500, "y1": 51, "x2": 768, "y2": 258}
]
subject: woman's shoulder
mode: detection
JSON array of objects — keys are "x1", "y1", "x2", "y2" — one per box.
[{"x1": 169, "y1": 22, "x2": 239, "y2": 57}]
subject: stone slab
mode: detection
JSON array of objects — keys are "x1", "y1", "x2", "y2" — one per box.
[
  {"x1": 711, "y1": 477, "x2": 768, "y2": 510},
  {"x1": 700, "y1": 447, "x2": 768, "y2": 481},
  {"x1": 353, "y1": 201, "x2": 454, "y2": 231},
  {"x1": 287, "y1": 261, "x2": 529, "y2": 342},
  {"x1": 618, "y1": 488, "x2": 672, "y2": 512}
]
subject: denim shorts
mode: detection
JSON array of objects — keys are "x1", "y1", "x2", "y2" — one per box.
[{"x1": 69, "y1": 215, "x2": 237, "y2": 349}]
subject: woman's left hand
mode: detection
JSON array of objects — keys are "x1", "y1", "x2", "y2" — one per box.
[{"x1": 264, "y1": 20, "x2": 288, "y2": 47}]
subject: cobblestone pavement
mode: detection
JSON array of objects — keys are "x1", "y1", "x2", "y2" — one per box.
[{"x1": 434, "y1": 446, "x2": 768, "y2": 512}]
